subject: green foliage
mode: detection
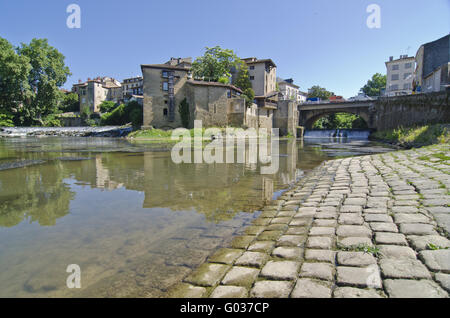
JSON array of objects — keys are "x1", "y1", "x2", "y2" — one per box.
[
  {"x1": 361, "y1": 73, "x2": 386, "y2": 97},
  {"x1": 15, "y1": 38, "x2": 71, "y2": 125},
  {"x1": 372, "y1": 124, "x2": 450, "y2": 147},
  {"x1": 337, "y1": 243, "x2": 380, "y2": 256},
  {"x1": 0, "y1": 37, "x2": 31, "y2": 117},
  {"x1": 60, "y1": 92, "x2": 79, "y2": 112},
  {"x1": 178, "y1": 98, "x2": 190, "y2": 128},
  {"x1": 41, "y1": 114, "x2": 61, "y2": 127},
  {"x1": 233, "y1": 62, "x2": 255, "y2": 107},
  {"x1": 0, "y1": 111, "x2": 14, "y2": 127},
  {"x1": 100, "y1": 101, "x2": 142, "y2": 127},
  {"x1": 99, "y1": 100, "x2": 117, "y2": 113},
  {"x1": 313, "y1": 113, "x2": 368, "y2": 129},
  {"x1": 80, "y1": 106, "x2": 92, "y2": 119},
  {"x1": 192, "y1": 46, "x2": 240, "y2": 82},
  {"x1": 218, "y1": 76, "x2": 230, "y2": 84},
  {"x1": 307, "y1": 85, "x2": 334, "y2": 100},
  {"x1": 128, "y1": 128, "x2": 174, "y2": 139}
]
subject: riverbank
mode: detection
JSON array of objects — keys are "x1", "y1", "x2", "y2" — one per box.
[
  {"x1": 0, "y1": 125, "x2": 133, "y2": 137},
  {"x1": 370, "y1": 124, "x2": 450, "y2": 149},
  {"x1": 169, "y1": 143, "x2": 450, "y2": 298}
]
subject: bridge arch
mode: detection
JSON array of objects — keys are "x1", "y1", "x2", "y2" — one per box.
[
  {"x1": 298, "y1": 101, "x2": 376, "y2": 130},
  {"x1": 304, "y1": 110, "x2": 370, "y2": 130}
]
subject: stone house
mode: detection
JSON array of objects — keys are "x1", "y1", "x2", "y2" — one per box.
[
  {"x1": 72, "y1": 77, "x2": 122, "y2": 113},
  {"x1": 141, "y1": 58, "x2": 246, "y2": 129},
  {"x1": 414, "y1": 34, "x2": 450, "y2": 93}
]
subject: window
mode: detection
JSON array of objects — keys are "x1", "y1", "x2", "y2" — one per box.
[
  {"x1": 227, "y1": 89, "x2": 231, "y2": 98},
  {"x1": 404, "y1": 73, "x2": 412, "y2": 80},
  {"x1": 249, "y1": 66, "x2": 255, "y2": 70},
  {"x1": 163, "y1": 108, "x2": 168, "y2": 116},
  {"x1": 403, "y1": 83, "x2": 411, "y2": 90},
  {"x1": 162, "y1": 82, "x2": 169, "y2": 91},
  {"x1": 391, "y1": 74, "x2": 399, "y2": 81},
  {"x1": 162, "y1": 71, "x2": 168, "y2": 78},
  {"x1": 250, "y1": 76, "x2": 255, "y2": 80},
  {"x1": 405, "y1": 63, "x2": 412, "y2": 69},
  {"x1": 390, "y1": 84, "x2": 399, "y2": 90},
  {"x1": 392, "y1": 64, "x2": 399, "y2": 71}
]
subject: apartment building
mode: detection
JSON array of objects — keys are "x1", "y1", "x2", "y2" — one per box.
[
  {"x1": 385, "y1": 55, "x2": 415, "y2": 96},
  {"x1": 277, "y1": 78, "x2": 306, "y2": 104},
  {"x1": 414, "y1": 34, "x2": 450, "y2": 93},
  {"x1": 72, "y1": 77, "x2": 122, "y2": 113},
  {"x1": 122, "y1": 76, "x2": 143, "y2": 99}
]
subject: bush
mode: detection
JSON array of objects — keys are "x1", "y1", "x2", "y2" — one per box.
[
  {"x1": 42, "y1": 114, "x2": 61, "y2": 127},
  {"x1": 99, "y1": 101, "x2": 117, "y2": 113},
  {"x1": 100, "y1": 101, "x2": 142, "y2": 127},
  {"x1": 372, "y1": 124, "x2": 450, "y2": 147},
  {"x1": 0, "y1": 111, "x2": 14, "y2": 127}
]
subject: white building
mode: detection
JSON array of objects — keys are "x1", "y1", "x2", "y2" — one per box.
[
  {"x1": 277, "y1": 78, "x2": 304, "y2": 103},
  {"x1": 385, "y1": 55, "x2": 415, "y2": 96}
]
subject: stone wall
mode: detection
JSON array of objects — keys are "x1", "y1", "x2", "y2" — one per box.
[
  {"x1": 274, "y1": 100, "x2": 299, "y2": 136},
  {"x1": 374, "y1": 91, "x2": 449, "y2": 131}
]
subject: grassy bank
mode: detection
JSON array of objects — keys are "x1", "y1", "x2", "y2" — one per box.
[
  {"x1": 371, "y1": 124, "x2": 450, "y2": 148},
  {"x1": 127, "y1": 127, "x2": 279, "y2": 141}
]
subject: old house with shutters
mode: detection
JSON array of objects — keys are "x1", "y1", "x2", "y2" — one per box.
[
  {"x1": 141, "y1": 57, "x2": 300, "y2": 136},
  {"x1": 141, "y1": 58, "x2": 246, "y2": 129}
]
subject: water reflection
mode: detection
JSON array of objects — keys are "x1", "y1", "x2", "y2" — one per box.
[{"x1": 0, "y1": 137, "x2": 393, "y2": 297}]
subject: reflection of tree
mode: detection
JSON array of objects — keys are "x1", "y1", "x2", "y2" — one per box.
[{"x1": 0, "y1": 163, "x2": 74, "y2": 227}]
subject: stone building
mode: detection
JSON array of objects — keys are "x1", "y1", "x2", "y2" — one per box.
[
  {"x1": 385, "y1": 55, "x2": 415, "y2": 96},
  {"x1": 141, "y1": 58, "x2": 246, "y2": 129},
  {"x1": 72, "y1": 77, "x2": 122, "y2": 113},
  {"x1": 414, "y1": 34, "x2": 450, "y2": 93}
]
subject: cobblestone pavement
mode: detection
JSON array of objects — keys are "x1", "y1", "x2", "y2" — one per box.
[{"x1": 169, "y1": 144, "x2": 450, "y2": 298}]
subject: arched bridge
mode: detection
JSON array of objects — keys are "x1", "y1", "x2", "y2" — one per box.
[{"x1": 299, "y1": 100, "x2": 376, "y2": 129}]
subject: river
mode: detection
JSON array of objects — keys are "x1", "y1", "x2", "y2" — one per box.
[{"x1": 0, "y1": 136, "x2": 393, "y2": 297}]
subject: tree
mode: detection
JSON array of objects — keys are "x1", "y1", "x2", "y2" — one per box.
[
  {"x1": 178, "y1": 98, "x2": 190, "y2": 128},
  {"x1": 60, "y1": 92, "x2": 79, "y2": 112},
  {"x1": 192, "y1": 46, "x2": 240, "y2": 82},
  {"x1": 233, "y1": 62, "x2": 255, "y2": 107},
  {"x1": 307, "y1": 85, "x2": 334, "y2": 100},
  {"x1": 15, "y1": 38, "x2": 71, "y2": 125},
  {"x1": 361, "y1": 73, "x2": 386, "y2": 97},
  {"x1": 0, "y1": 37, "x2": 31, "y2": 115},
  {"x1": 99, "y1": 100, "x2": 117, "y2": 113}
]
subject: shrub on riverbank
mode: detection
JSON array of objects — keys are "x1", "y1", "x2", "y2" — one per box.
[
  {"x1": 100, "y1": 101, "x2": 142, "y2": 127},
  {"x1": 371, "y1": 124, "x2": 450, "y2": 148}
]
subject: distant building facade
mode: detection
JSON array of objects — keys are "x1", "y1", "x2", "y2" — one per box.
[
  {"x1": 385, "y1": 55, "x2": 415, "y2": 96},
  {"x1": 414, "y1": 34, "x2": 450, "y2": 93},
  {"x1": 122, "y1": 76, "x2": 143, "y2": 100},
  {"x1": 277, "y1": 78, "x2": 305, "y2": 104},
  {"x1": 72, "y1": 77, "x2": 122, "y2": 113}
]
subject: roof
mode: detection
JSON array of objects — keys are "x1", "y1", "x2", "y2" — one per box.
[
  {"x1": 278, "y1": 81, "x2": 300, "y2": 89},
  {"x1": 385, "y1": 56, "x2": 415, "y2": 64},
  {"x1": 187, "y1": 80, "x2": 243, "y2": 93},
  {"x1": 243, "y1": 58, "x2": 277, "y2": 68},
  {"x1": 255, "y1": 91, "x2": 279, "y2": 99},
  {"x1": 141, "y1": 64, "x2": 191, "y2": 71}
]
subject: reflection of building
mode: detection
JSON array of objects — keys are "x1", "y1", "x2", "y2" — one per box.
[
  {"x1": 385, "y1": 55, "x2": 415, "y2": 96},
  {"x1": 95, "y1": 156, "x2": 123, "y2": 190},
  {"x1": 414, "y1": 34, "x2": 450, "y2": 93}
]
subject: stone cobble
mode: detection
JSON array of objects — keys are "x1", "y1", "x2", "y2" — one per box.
[{"x1": 168, "y1": 144, "x2": 450, "y2": 298}]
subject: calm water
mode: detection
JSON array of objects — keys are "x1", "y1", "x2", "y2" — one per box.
[{"x1": 0, "y1": 137, "x2": 393, "y2": 297}]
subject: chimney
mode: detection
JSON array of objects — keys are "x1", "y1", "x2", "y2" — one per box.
[
  {"x1": 88, "y1": 77, "x2": 91, "y2": 81},
  {"x1": 389, "y1": 56, "x2": 393, "y2": 61},
  {"x1": 78, "y1": 79, "x2": 82, "y2": 83}
]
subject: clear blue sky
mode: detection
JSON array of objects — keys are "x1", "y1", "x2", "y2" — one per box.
[{"x1": 1, "y1": 0, "x2": 449, "y2": 98}]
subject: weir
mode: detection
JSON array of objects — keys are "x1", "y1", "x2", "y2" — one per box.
[{"x1": 303, "y1": 129, "x2": 371, "y2": 139}]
